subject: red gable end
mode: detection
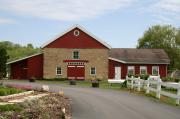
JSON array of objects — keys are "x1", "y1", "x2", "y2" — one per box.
[{"x1": 43, "y1": 26, "x2": 111, "y2": 49}]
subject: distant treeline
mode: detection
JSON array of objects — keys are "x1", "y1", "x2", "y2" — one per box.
[{"x1": 0, "y1": 41, "x2": 41, "y2": 62}]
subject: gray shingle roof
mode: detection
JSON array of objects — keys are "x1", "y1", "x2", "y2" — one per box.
[{"x1": 109, "y1": 48, "x2": 170, "y2": 64}]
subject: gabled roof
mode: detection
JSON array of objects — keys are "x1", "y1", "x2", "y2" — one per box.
[
  {"x1": 7, "y1": 53, "x2": 43, "y2": 65},
  {"x1": 41, "y1": 24, "x2": 111, "y2": 49},
  {"x1": 109, "y1": 48, "x2": 170, "y2": 64}
]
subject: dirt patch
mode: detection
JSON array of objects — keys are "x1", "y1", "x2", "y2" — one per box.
[{"x1": 0, "y1": 93, "x2": 71, "y2": 119}]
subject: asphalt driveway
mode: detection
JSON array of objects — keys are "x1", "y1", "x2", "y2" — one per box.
[{"x1": 3, "y1": 81, "x2": 180, "y2": 119}]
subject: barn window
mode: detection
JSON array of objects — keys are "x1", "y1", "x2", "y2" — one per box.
[
  {"x1": 140, "y1": 66, "x2": 147, "y2": 75},
  {"x1": 73, "y1": 51, "x2": 79, "y2": 59},
  {"x1": 152, "y1": 66, "x2": 159, "y2": 75},
  {"x1": 90, "y1": 67, "x2": 96, "y2": 75},
  {"x1": 128, "y1": 66, "x2": 135, "y2": 75},
  {"x1": 56, "y1": 66, "x2": 62, "y2": 75},
  {"x1": 74, "y1": 30, "x2": 80, "y2": 36}
]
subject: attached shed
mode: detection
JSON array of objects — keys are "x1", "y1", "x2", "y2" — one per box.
[
  {"x1": 108, "y1": 48, "x2": 170, "y2": 79},
  {"x1": 7, "y1": 53, "x2": 43, "y2": 79}
]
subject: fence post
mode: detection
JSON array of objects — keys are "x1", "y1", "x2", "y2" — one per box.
[
  {"x1": 137, "y1": 77, "x2": 141, "y2": 91},
  {"x1": 156, "y1": 78, "x2": 161, "y2": 99},
  {"x1": 126, "y1": 76, "x2": 128, "y2": 87},
  {"x1": 131, "y1": 76, "x2": 134, "y2": 89},
  {"x1": 146, "y1": 77, "x2": 150, "y2": 94},
  {"x1": 176, "y1": 82, "x2": 180, "y2": 106}
]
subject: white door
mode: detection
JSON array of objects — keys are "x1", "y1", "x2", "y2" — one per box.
[{"x1": 115, "y1": 67, "x2": 121, "y2": 79}]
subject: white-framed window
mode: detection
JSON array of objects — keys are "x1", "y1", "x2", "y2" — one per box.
[
  {"x1": 152, "y1": 66, "x2": 159, "y2": 75},
  {"x1": 74, "y1": 30, "x2": 80, "y2": 36},
  {"x1": 90, "y1": 67, "x2": 96, "y2": 75},
  {"x1": 56, "y1": 66, "x2": 62, "y2": 75},
  {"x1": 73, "y1": 51, "x2": 79, "y2": 59},
  {"x1": 140, "y1": 66, "x2": 147, "y2": 75},
  {"x1": 128, "y1": 66, "x2": 135, "y2": 75}
]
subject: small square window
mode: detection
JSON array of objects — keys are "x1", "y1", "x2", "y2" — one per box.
[
  {"x1": 152, "y1": 66, "x2": 159, "y2": 75},
  {"x1": 140, "y1": 66, "x2": 147, "y2": 75},
  {"x1": 73, "y1": 51, "x2": 79, "y2": 59},
  {"x1": 128, "y1": 66, "x2": 135, "y2": 75},
  {"x1": 56, "y1": 66, "x2": 62, "y2": 75},
  {"x1": 90, "y1": 67, "x2": 96, "y2": 75}
]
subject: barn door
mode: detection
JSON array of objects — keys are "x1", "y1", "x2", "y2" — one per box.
[
  {"x1": 115, "y1": 67, "x2": 121, "y2": 79},
  {"x1": 67, "y1": 65, "x2": 85, "y2": 80}
]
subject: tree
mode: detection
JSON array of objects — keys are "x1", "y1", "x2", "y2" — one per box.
[
  {"x1": 137, "y1": 25, "x2": 180, "y2": 70},
  {"x1": 0, "y1": 41, "x2": 41, "y2": 62},
  {"x1": 0, "y1": 47, "x2": 9, "y2": 79}
]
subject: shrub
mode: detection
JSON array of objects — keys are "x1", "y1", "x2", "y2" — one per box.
[
  {"x1": 0, "y1": 89, "x2": 7, "y2": 96},
  {"x1": 0, "y1": 104, "x2": 22, "y2": 112},
  {"x1": 41, "y1": 78, "x2": 68, "y2": 81},
  {"x1": 162, "y1": 77, "x2": 180, "y2": 82},
  {"x1": 139, "y1": 74, "x2": 149, "y2": 80},
  {"x1": 0, "y1": 86, "x2": 25, "y2": 96},
  {"x1": 121, "y1": 80, "x2": 127, "y2": 88}
]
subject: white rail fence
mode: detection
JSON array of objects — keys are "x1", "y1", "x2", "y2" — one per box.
[{"x1": 126, "y1": 76, "x2": 180, "y2": 105}]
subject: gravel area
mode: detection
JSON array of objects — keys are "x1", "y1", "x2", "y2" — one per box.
[{"x1": 0, "y1": 93, "x2": 71, "y2": 119}]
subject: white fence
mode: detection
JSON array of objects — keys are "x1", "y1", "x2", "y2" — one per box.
[{"x1": 126, "y1": 76, "x2": 180, "y2": 105}]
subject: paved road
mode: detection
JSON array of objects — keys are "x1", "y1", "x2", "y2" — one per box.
[{"x1": 3, "y1": 81, "x2": 180, "y2": 119}]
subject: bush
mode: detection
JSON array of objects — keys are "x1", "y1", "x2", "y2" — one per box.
[
  {"x1": 41, "y1": 78, "x2": 68, "y2": 81},
  {"x1": 127, "y1": 74, "x2": 149, "y2": 80},
  {"x1": 0, "y1": 104, "x2": 22, "y2": 112},
  {"x1": 0, "y1": 86, "x2": 24, "y2": 96},
  {"x1": 0, "y1": 89, "x2": 8, "y2": 96},
  {"x1": 162, "y1": 77, "x2": 180, "y2": 82},
  {"x1": 121, "y1": 80, "x2": 127, "y2": 88}
]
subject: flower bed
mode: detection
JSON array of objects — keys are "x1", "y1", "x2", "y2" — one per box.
[
  {"x1": 6, "y1": 84, "x2": 32, "y2": 91},
  {"x1": 0, "y1": 93, "x2": 71, "y2": 119}
]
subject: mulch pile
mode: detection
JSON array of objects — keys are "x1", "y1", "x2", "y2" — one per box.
[{"x1": 0, "y1": 93, "x2": 71, "y2": 119}]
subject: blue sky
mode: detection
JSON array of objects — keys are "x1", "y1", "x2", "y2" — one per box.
[{"x1": 0, "y1": 0, "x2": 180, "y2": 48}]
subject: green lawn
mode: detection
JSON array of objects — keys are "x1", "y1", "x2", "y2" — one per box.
[{"x1": 0, "y1": 85, "x2": 25, "y2": 96}]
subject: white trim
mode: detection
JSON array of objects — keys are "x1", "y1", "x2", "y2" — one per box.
[
  {"x1": 108, "y1": 57, "x2": 169, "y2": 64},
  {"x1": 140, "y1": 66, "x2": 147, "y2": 75},
  {"x1": 56, "y1": 66, "x2": 62, "y2": 75},
  {"x1": 68, "y1": 77, "x2": 75, "y2": 79},
  {"x1": 127, "y1": 66, "x2": 135, "y2": 75},
  {"x1": 152, "y1": 66, "x2": 159, "y2": 75},
  {"x1": 41, "y1": 24, "x2": 111, "y2": 49},
  {"x1": 6, "y1": 53, "x2": 43, "y2": 65},
  {"x1": 77, "y1": 77, "x2": 84, "y2": 79},
  {"x1": 108, "y1": 57, "x2": 126, "y2": 63},
  {"x1": 77, "y1": 66, "x2": 84, "y2": 67},
  {"x1": 90, "y1": 67, "x2": 96, "y2": 75},
  {"x1": 68, "y1": 66, "x2": 76, "y2": 67}
]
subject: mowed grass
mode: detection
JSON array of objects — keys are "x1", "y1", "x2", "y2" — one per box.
[
  {"x1": 0, "y1": 85, "x2": 25, "y2": 96},
  {"x1": 4, "y1": 79, "x2": 180, "y2": 107}
]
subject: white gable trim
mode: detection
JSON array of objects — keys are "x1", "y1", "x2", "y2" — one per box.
[
  {"x1": 7, "y1": 53, "x2": 43, "y2": 65},
  {"x1": 108, "y1": 57, "x2": 126, "y2": 63},
  {"x1": 41, "y1": 24, "x2": 111, "y2": 49}
]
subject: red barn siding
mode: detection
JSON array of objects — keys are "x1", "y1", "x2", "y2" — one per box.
[
  {"x1": 108, "y1": 59, "x2": 127, "y2": 79},
  {"x1": 11, "y1": 60, "x2": 28, "y2": 79},
  {"x1": 27, "y1": 54, "x2": 43, "y2": 79},
  {"x1": 108, "y1": 59, "x2": 168, "y2": 79},
  {"x1": 10, "y1": 54, "x2": 43, "y2": 79},
  {"x1": 45, "y1": 28, "x2": 108, "y2": 49}
]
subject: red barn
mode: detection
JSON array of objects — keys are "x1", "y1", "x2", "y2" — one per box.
[{"x1": 7, "y1": 25, "x2": 170, "y2": 80}]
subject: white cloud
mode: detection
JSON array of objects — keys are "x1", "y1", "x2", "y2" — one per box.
[
  {"x1": 0, "y1": 0, "x2": 135, "y2": 21},
  {"x1": 147, "y1": 0, "x2": 180, "y2": 24},
  {"x1": 0, "y1": 18, "x2": 15, "y2": 24}
]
